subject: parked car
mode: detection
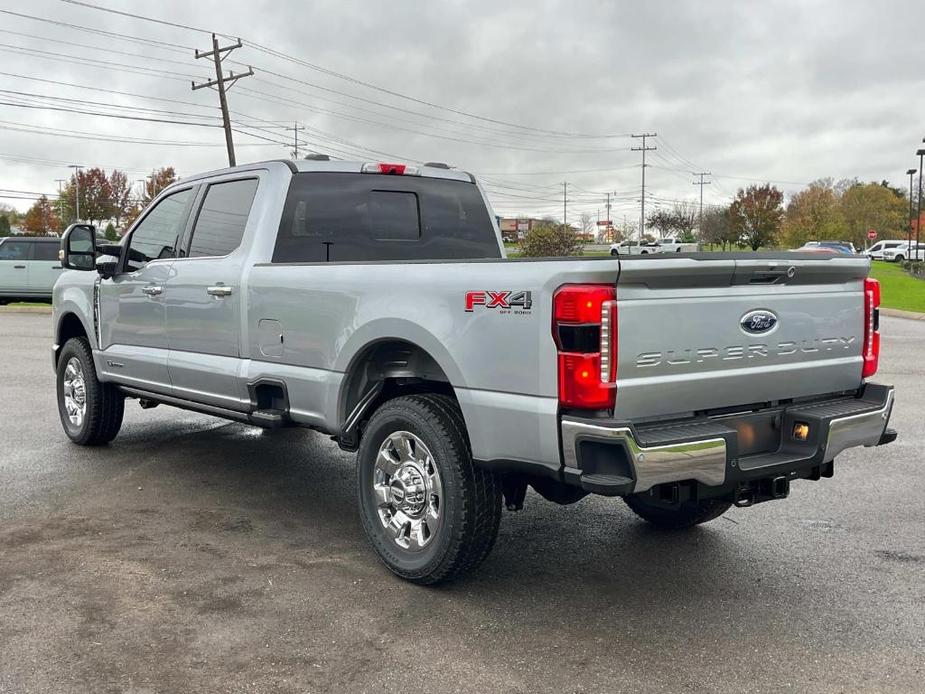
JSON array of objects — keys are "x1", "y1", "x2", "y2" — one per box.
[
  {"x1": 654, "y1": 237, "x2": 698, "y2": 253},
  {"x1": 865, "y1": 240, "x2": 907, "y2": 260},
  {"x1": 883, "y1": 242, "x2": 925, "y2": 262},
  {"x1": 797, "y1": 241, "x2": 856, "y2": 255},
  {"x1": 52, "y1": 159, "x2": 896, "y2": 584},
  {"x1": 0, "y1": 236, "x2": 65, "y2": 303}
]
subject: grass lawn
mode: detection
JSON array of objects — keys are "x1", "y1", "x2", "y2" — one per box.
[{"x1": 869, "y1": 262, "x2": 925, "y2": 313}]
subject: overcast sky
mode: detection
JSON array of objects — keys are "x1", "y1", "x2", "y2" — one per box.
[{"x1": 1, "y1": 0, "x2": 924, "y2": 224}]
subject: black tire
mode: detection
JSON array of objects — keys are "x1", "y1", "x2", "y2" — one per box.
[
  {"x1": 357, "y1": 394, "x2": 502, "y2": 584},
  {"x1": 56, "y1": 337, "x2": 124, "y2": 446},
  {"x1": 610, "y1": 249, "x2": 619, "y2": 256},
  {"x1": 894, "y1": 254, "x2": 905, "y2": 262},
  {"x1": 624, "y1": 494, "x2": 731, "y2": 530}
]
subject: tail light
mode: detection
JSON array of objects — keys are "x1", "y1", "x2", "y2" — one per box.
[
  {"x1": 361, "y1": 162, "x2": 419, "y2": 175},
  {"x1": 553, "y1": 284, "x2": 617, "y2": 409},
  {"x1": 862, "y1": 277, "x2": 880, "y2": 378}
]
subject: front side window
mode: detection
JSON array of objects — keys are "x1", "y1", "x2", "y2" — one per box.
[
  {"x1": 0, "y1": 240, "x2": 31, "y2": 260},
  {"x1": 125, "y1": 188, "x2": 193, "y2": 271},
  {"x1": 187, "y1": 179, "x2": 259, "y2": 258}
]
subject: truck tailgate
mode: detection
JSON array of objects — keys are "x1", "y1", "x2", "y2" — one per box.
[{"x1": 614, "y1": 255, "x2": 870, "y2": 420}]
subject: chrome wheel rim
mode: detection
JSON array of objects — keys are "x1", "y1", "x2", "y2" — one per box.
[
  {"x1": 373, "y1": 431, "x2": 443, "y2": 551},
  {"x1": 62, "y1": 357, "x2": 87, "y2": 428}
]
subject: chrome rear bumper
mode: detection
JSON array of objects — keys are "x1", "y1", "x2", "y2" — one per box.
[{"x1": 561, "y1": 384, "x2": 894, "y2": 496}]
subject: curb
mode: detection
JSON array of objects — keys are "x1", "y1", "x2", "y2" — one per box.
[
  {"x1": 881, "y1": 307, "x2": 925, "y2": 321},
  {"x1": 0, "y1": 305, "x2": 52, "y2": 314}
]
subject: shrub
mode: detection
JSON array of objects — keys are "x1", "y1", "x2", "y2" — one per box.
[{"x1": 517, "y1": 222, "x2": 583, "y2": 257}]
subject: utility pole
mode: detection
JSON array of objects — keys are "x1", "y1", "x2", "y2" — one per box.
[
  {"x1": 692, "y1": 172, "x2": 711, "y2": 251},
  {"x1": 562, "y1": 181, "x2": 568, "y2": 228},
  {"x1": 68, "y1": 165, "x2": 83, "y2": 222},
  {"x1": 604, "y1": 191, "x2": 615, "y2": 244},
  {"x1": 286, "y1": 122, "x2": 304, "y2": 159},
  {"x1": 192, "y1": 35, "x2": 254, "y2": 167},
  {"x1": 631, "y1": 133, "x2": 657, "y2": 242}
]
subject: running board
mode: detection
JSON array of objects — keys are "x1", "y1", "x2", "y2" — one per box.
[{"x1": 118, "y1": 386, "x2": 291, "y2": 428}]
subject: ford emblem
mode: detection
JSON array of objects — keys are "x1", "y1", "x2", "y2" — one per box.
[{"x1": 740, "y1": 309, "x2": 779, "y2": 335}]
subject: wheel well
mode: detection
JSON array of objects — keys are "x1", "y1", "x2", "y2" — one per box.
[
  {"x1": 55, "y1": 313, "x2": 88, "y2": 366},
  {"x1": 338, "y1": 340, "x2": 455, "y2": 450}
]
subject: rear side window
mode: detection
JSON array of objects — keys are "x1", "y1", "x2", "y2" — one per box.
[
  {"x1": 187, "y1": 178, "x2": 259, "y2": 258},
  {"x1": 33, "y1": 243, "x2": 59, "y2": 261},
  {"x1": 0, "y1": 240, "x2": 31, "y2": 260},
  {"x1": 272, "y1": 173, "x2": 499, "y2": 263}
]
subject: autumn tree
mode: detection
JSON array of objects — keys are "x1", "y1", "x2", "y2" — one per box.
[
  {"x1": 781, "y1": 180, "x2": 846, "y2": 248},
  {"x1": 840, "y1": 182, "x2": 906, "y2": 248},
  {"x1": 22, "y1": 196, "x2": 61, "y2": 235},
  {"x1": 108, "y1": 169, "x2": 133, "y2": 225},
  {"x1": 0, "y1": 213, "x2": 10, "y2": 235},
  {"x1": 141, "y1": 167, "x2": 178, "y2": 206},
  {"x1": 729, "y1": 184, "x2": 784, "y2": 250}
]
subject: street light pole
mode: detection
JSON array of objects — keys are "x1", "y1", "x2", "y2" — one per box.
[
  {"x1": 907, "y1": 168, "x2": 917, "y2": 248},
  {"x1": 916, "y1": 145, "x2": 925, "y2": 263},
  {"x1": 68, "y1": 165, "x2": 83, "y2": 222}
]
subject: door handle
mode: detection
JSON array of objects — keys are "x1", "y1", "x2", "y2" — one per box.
[
  {"x1": 142, "y1": 285, "x2": 163, "y2": 296},
  {"x1": 13, "y1": 264, "x2": 25, "y2": 269},
  {"x1": 207, "y1": 285, "x2": 233, "y2": 297}
]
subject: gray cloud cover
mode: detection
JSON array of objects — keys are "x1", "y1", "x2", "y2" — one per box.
[{"x1": 1, "y1": 0, "x2": 924, "y2": 221}]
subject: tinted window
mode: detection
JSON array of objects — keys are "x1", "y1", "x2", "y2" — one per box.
[
  {"x1": 33, "y1": 243, "x2": 59, "y2": 261},
  {"x1": 187, "y1": 179, "x2": 258, "y2": 258},
  {"x1": 126, "y1": 189, "x2": 193, "y2": 271},
  {"x1": 0, "y1": 240, "x2": 31, "y2": 260},
  {"x1": 273, "y1": 173, "x2": 499, "y2": 263}
]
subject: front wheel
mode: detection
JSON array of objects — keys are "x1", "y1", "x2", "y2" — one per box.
[
  {"x1": 624, "y1": 493, "x2": 731, "y2": 529},
  {"x1": 56, "y1": 337, "x2": 124, "y2": 445},
  {"x1": 610, "y1": 249, "x2": 619, "y2": 256},
  {"x1": 357, "y1": 394, "x2": 502, "y2": 584}
]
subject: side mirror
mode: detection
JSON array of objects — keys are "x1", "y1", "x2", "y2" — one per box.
[{"x1": 60, "y1": 224, "x2": 97, "y2": 271}]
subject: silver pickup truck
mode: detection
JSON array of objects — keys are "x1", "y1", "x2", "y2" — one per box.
[{"x1": 52, "y1": 159, "x2": 896, "y2": 584}]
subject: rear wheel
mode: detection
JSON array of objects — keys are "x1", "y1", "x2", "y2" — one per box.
[
  {"x1": 357, "y1": 394, "x2": 502, "y2": 584},
  {"x1": 624, "y1": 493, "x2": 731, "y2": 529},
  {"x1": 56, "y1": 337, "x2": 124, "y2": 445}
]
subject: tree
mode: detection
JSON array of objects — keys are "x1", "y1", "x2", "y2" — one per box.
[
  {"x1": 840, "y1": 182, "x2": 906, "y2": 248},
  {"x1": 104, "y1": 222, "x2": 118, "y2": 241},
  {"x1": 781, "y1": 180, "x2": 846, "y2": 248},
  {"x1": 59, "y1": 167, "x2": 113, "y2": 226},
  {"x1": 22, "y1": 196, "x2": 61, "y2": 235},
  {"x1": 647, "y1": 209, "x2": 675, "y2": 237},
  {"x1": 701, "y1": 205, "x2": 736, "y2": 250},
  {"x1": 518, "y1": 221, "x2": 583, "y2": 257},
  {"x1": 647, "y1": 202, "x2": 697, "y2": 240},
  {"x1": 108, "y1": 170, "x2": 133, "y2": 225},
  {"x1": 729, "y1": 184, "x2": 784, "y2": 250},
  {"x1": 0, "y1": 214, "x2": 10, "y2": 235},
  {"x1": 142, "y1": 167, "x2": 178, "y2": 206}
]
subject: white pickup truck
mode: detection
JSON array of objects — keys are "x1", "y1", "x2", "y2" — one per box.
[{"x1": 52, "y1": 158, "x2": 896, "y2": 584}]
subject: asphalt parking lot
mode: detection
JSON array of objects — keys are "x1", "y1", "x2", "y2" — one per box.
[{"x1": 0, "y1": 312, "x2": 922, "y2": 693}]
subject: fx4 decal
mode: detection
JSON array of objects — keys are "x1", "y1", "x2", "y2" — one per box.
[{"x1": 465, "y1": 290, "x2": 533, "y2": 313}]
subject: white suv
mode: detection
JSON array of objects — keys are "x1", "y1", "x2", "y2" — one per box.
[{"x1": 866, "y1": 240, "x2": 908, "y2": 260}]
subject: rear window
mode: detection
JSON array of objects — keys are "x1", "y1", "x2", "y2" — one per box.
[
  {"x1": 272, "y1": 173, "x2": 500, "y2": 263},
  {"x1": 33, "y1": 243, "x2": 59, "y2": 261}
]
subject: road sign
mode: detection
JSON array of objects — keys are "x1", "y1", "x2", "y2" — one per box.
[
  {"x1": 867, "y1": 229, "x2": 877, "y2": 240},
  {"x1": 596, "y1": 220, "x2": 612, "y2": 226}
]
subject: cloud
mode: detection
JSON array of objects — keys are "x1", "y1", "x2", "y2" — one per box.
[{"x1": 2, "y1": 0, "x2": 924, "y2": 220}]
